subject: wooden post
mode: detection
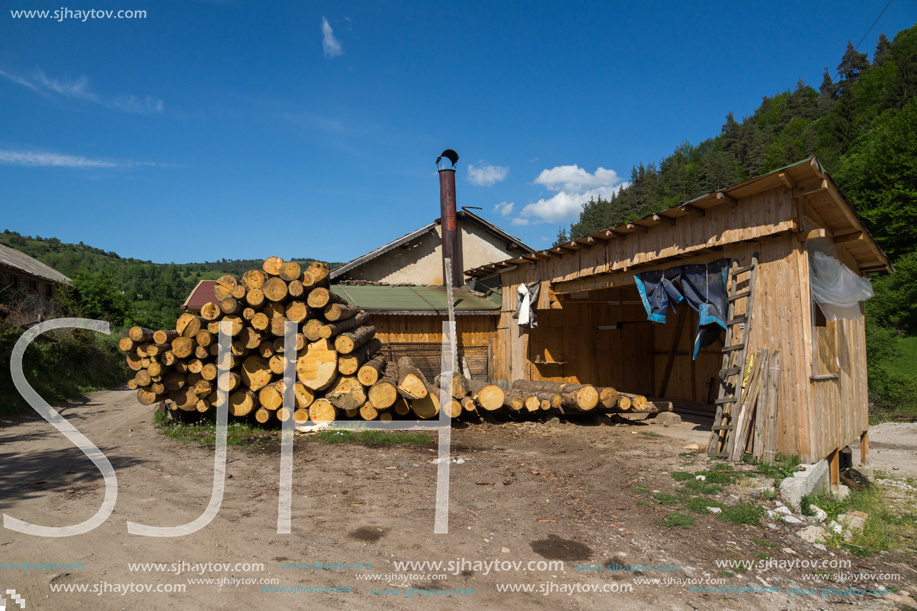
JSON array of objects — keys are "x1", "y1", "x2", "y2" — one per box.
[
  {"x1": 828, "y1": 449, "x2": 840, "y2": 491},
  {"x1": 860, "y1": 431, "x2": 869, "y2": 467}
]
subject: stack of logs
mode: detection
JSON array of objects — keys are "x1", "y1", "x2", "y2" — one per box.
[{"x1": 120, "y1": 256, "x2": 662, "y2": 425}]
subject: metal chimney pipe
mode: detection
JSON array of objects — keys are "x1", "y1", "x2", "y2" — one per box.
[{"x1": 437, "y1": 149, "x2": 462, "y2": 288}]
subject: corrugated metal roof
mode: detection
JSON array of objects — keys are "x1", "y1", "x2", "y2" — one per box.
[
  {"x1": 182, "y1": 280, "x2": 217, "y2": 310},
  {"x1": 0, "y1": 243, "x2": 71, "y2": 285},
  {"x1": 331, "y1": 284, "x2": 500, "y2": 315}
]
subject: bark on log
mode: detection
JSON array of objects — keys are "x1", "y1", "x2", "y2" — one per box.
[
  {"x1": 321, "y1": 311, "x2": 370, "y2": 339},
  {"x1": 176, "y1": 314, "x2": 203, "y2": 338},
  {"x1": 411, "y1": 384, "x2": 440, "y2": 419},
  {"x1": 338, "y1": 338, "x2": 382, "y2": 376},
  {"x1": 334, "y1": 325, "x2": 376, "y2": 355},
  {"x1": 220, "y1": 297, "x2": 242, "y2": 316},
  {"x1": 324, "y1": 303, "x2": 360, "y2": 322},
  {"x1": 510, "y1": 380, "x2": 598, "y2": 411},
  {"x1": 357, "y1": 354, "x2": 386, "y2": 386},
  {"x1": 153, "y1": 329, "x2": 180, "y2": 345},
  {"x1": 306, "y1": 287, "x2": 345, "y2": 309},
  {"x1": 129, "y1": 326, "x2": 155, "y2": 342}
]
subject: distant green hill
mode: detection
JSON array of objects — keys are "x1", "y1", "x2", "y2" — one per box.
[{"x1": 0, "y1": 230, "x2": 339, "y2": 330}]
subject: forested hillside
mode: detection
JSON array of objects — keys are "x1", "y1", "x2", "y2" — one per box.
[
  {"x1": 557, "y1": 25, "x2": 917, "y2": 417},
  {"x1": 0, "y1": 230, "x2": 336, "y2": 331}
]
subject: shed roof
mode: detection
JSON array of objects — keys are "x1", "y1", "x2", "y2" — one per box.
[
  {"x1": 181, "y1": 280, "x2": 217, "y2": 311},
  {"x1": 466, "y1": 158, "x2": 891, "y2": 278},
  {"x1": 331, "y1": 284, "x2": 501, "y2": 315},
  {"x1": 331, "y1": 209, "x2": 534, "y2": 280},
  {"x1": 0, "y1": 243, "x2": 71, "y2": 285}
]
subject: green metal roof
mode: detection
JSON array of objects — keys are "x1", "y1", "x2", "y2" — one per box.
[{"x1": 331, "y1": 285, "x2": 501, "y2": 315}]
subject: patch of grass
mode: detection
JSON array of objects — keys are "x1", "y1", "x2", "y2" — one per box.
[
  {"x1": 753, "y1": 551, "x2": 770, "y2": 560},
  {"x1": 718, "y1": 570, "x2": 735, "y2": 578},
  {"x1": 718, "y1": 502, "x2": 764, "y2": 525},
  {"x1": 710, "y1": 463, "x2": 734, "y2": 472},
  {"x1": 154, "y1": 416, "x2": 275, "y2": 451},
  {"x1": 635, "y1": 499, "x2": 652, "y2": 507},
  {"x1": 655, "y1": 512, "x2": 695, "y2": 529},
  {"x1": 654, "y1": 493, "x2": 681, "y2": 507},
  {"x1": 640, "y1": 431, "x2": 662, "y2": 438},
  {"x1": 760, "y1": 488, "x2": 777, "y2": 500},
  {"x1": 312, "y1": 430, "x2": 433, "y2": 445},
  {"x1": 697, "y1": 471, "x2": 737, "y2": 484},
  {"x1": 671, "y1": 471, "x2": 695, "y2": 481},
  {"x1": 683, "y1": 497, "x2": 726, "y2": 514},
  {"x1": 635, "y1": 484, "x2": 651, "y2": 495},
  {"x1": 755, "y1": 454, "x2": 802, "y2": 481},
  {"x1": 682, "y1": 479, "x2": 724, "y2": 495},
  {"x1": 750, "y1": 537, "x2": 777, "y2": 550}
]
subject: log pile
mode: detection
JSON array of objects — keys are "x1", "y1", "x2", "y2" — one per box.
[{"x1": 119, "y1": 256, "x2": 661, "y2": 425}]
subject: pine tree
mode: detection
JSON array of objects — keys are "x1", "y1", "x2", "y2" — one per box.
[
  {"x1": 836, "y1": 40, "x2": 870, "y2": 95},
  {"x1": 874, "y1": 32, "x2": 892, "y2": 65}
]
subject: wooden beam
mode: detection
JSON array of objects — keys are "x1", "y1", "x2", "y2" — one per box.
[
  {"x1": 592, "y1": 230, "x2": 614, "y2": 242},
  {"x1": 797, "y1": 179, "x2": 828, "y2": 198},
  {"x1": 652, "y1": 213, "x2": 676, "y2": 226},
  {"x1": 560, "y1": 242, "x2": 582, "y2": 251},
  {"x1": 527, "y1": 253, "x2": 550, "y2": 261},
  {"x1": 810, "y1": 157, "x2": 825, "y2": 179},
  {"x1": 626, "y1": 223, "x2": 649, "y2": 234},
  {"x1": 778, "y1": 171, "x2": 795, "y2": 189},
  {"x1": 833, "y1": 231, "x2": 863, "y2": 244},
  {"x1": 860, "y1": 431, "x2": 869, "y2": 467},
  {"x1": 822, "y1": 179, "x2": 892, "y2": 271},
  {"x1": 574, "y1": 237, "x2": 595, "y2": 245},
  {"x1": 680, "y1": 204, "x2": 705, "y2": 217},
  {"x1": 796, "y1": 228, "x2": 827, "y2": 242},
  {"x1": 715, "y1": 191, "x2": 738, "y2": 207},
  {"x1": 546, "y1": 249, "x2": 565, "y2": 258},
  {"x1": 610, "y1": 229, "x2": 629, "y2": 239},
  {"x1": 860, "y1": 265, "x2": 889, "y2": 273}
]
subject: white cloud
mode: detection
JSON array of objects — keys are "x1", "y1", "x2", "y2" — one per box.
[
  {"x1": 0, "y1": 149, "x2": 164, "y2": 169},
  {"x1": 467, "y1": 161, "x2": 508, "y2": 186},
  {"x1": 0, "y1": 69, "x2": 163, "y2": 114},
  {"x1": 493, "y1": 201, "x2": 513, "y2": 216},
  {"x1": 321, "y1": 17, "x2": 343, "y2": 58},
  {"x1": 514, "y1": 164, "x2": 626, "y2": 225},
  {"x1": 533, "y1": 164, "x2": 621, "y2": 192}
]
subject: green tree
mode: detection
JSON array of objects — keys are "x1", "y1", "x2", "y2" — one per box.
[{"x1": 874, "y1": 32, "x2": 892, "y2": 66}]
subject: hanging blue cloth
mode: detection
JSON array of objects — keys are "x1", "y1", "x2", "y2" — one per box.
[{"x1": 635, "y1": 259, "x2": 730, "y2": 359}]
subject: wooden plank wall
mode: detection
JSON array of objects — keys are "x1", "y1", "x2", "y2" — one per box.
[
  {"x1": 526, "y1": 298, "x2": 656, "y2": 393},
  {"x1": 652, "y1": 306, "x2": 723, "y2": 403},
  {"x1": 372, "y1": 315, "x2": 495, "y2": 347}
]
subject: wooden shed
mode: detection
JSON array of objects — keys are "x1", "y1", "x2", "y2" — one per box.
[{"x1": 466, "y1": 158, "x2": 891, "y2": 470}]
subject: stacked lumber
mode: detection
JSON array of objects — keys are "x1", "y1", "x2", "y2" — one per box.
[{"x1": 119, "y1": 257, "x2": 510, "y2": 423}]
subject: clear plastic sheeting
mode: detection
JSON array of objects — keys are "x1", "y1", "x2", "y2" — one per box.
[{"x1": 807, "y1": 240, "x2": 874, "y2": 321}]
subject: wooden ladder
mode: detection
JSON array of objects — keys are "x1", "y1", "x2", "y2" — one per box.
[{"x1": 707, "y1": 254, "x2": 759, "y2": 458}]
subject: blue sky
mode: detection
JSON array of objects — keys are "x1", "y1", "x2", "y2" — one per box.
[{"x1": 1, "y1": 1, "x2": 913, "y2": 264}]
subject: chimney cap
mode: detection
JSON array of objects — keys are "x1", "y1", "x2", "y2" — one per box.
[{"x1": 436, "y1": 149, "x2": 459, "y2": 169}]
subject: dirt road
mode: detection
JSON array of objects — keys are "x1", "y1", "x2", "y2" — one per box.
[{"x1": 0, "y1": 388, "x2": 913, "y2": 610}]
